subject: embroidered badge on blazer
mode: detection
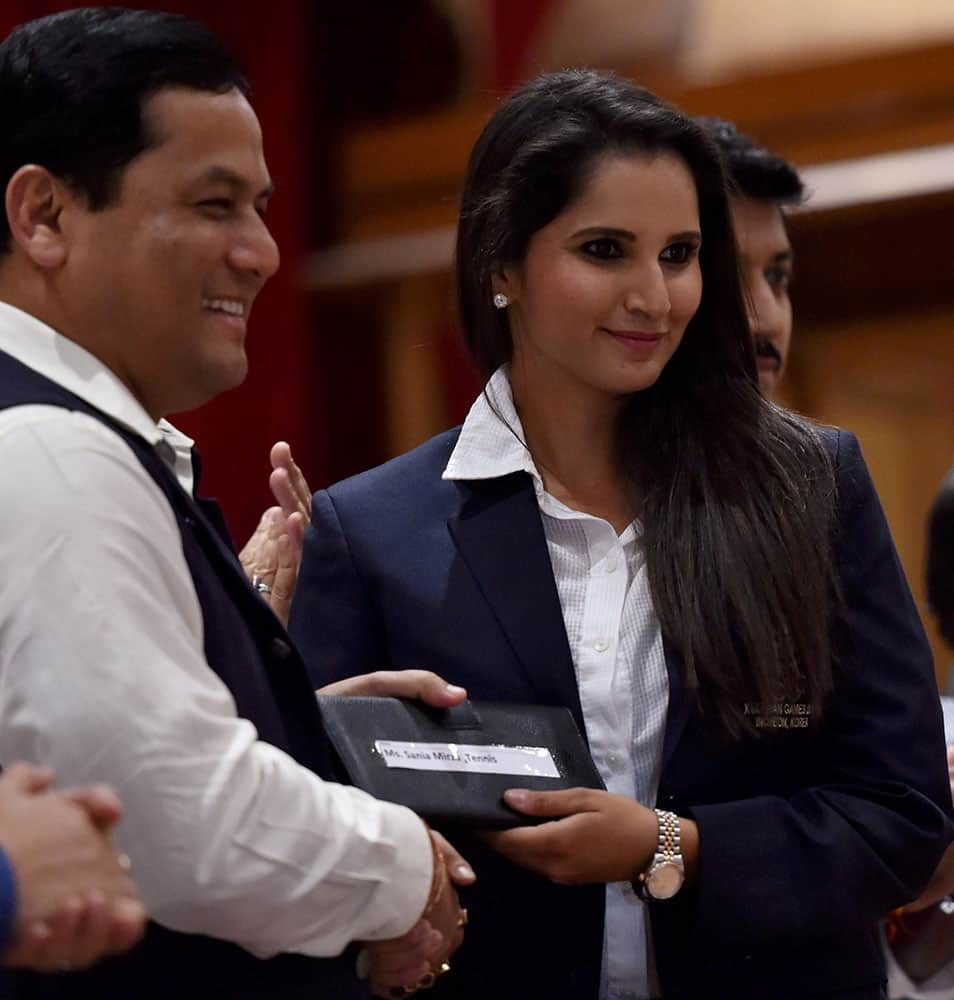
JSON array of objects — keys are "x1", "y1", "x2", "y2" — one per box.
[{"x1": 743, "y1": 701, "x2": 813, "y2": 730}]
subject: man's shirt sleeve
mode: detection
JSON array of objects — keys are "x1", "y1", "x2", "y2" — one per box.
[{"x1": 0, "y1": 406, "x2": 432, "y2": 958}]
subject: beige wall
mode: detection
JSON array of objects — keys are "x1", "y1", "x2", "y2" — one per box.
[
  {"x1": 683, "y1": 0, "x2": 954, "y2": 80},
  {"x1": 787, "y1": 309, "x2": 954, "y2": 684}
]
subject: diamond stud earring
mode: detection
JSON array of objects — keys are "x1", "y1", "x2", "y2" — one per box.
[{"x1": 493, "y1": 293, "x2": 509, "y2": 309}]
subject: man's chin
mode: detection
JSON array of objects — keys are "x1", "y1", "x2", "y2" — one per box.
[
  {"x1": 167, "y1": 357, "x2": 249, "y2": 417},
  {"x1": 212, "y1": 357, "x2": 250, "y2": 402},
  {"x1": 204, "y1": 351, "x2": 250, "y2": 398}
]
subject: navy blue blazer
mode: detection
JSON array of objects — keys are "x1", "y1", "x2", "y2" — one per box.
[{"x1": 289, "y1": 425, "x2": 953, "y2": 1000}]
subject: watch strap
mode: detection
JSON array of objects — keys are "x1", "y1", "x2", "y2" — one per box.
[{"x1": 634, "y1": 808, "x2": 684, "y2": 900}]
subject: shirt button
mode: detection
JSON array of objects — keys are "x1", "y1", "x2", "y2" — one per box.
[
  {"x1": 593, "y1": 639, "x2": 609, "y2": 653},
  {"x1": 605, "y1": 750, "x2": 623, "y2": 771},
  {"x1": 605, "y1": 558, "x2": 618, "y2": 574}
]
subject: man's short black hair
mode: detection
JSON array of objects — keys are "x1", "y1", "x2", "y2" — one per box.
[
  {"x1": 0, "y1": 7, "x2": 249, "y2": 253},
  {"x1": 696, "y1": 115, "x2": 804, "y2": 205}
]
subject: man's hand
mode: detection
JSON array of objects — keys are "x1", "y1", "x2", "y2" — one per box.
[
  {"x1": 239, "y1": 441, "x2": 313, "y2": 625},
  {"x1": 430, "y1": 829, "x2": 476, "y2": 889},
  {"x1": 240, "y1": 506, "x2": 303, "y2": 625},
  {"x1": 367, "y1": 917, "x2": 444, "y2": 996},
  {"x1": 0, "y1": 764, "x2": 146, "y2": 970},
  {"x1": 366, "y1": 830, "x2": 473, "y2": 997},
  {"x1": 318, "y1": 670, "x2": 467, "y2": 710},
  {"x1": 321, "y1": 673, "x2": 472, "y2": 995},
  {"x1": 482, "y1": 788, "x2": 666, "y2": 885}
]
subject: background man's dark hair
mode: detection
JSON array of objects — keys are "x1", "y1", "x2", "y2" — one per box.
[
  {"x1": 0, "y1": 6, "x2": 249, "y2": 254},
  {"x1": 695, "y1": 115, "x2": 804, "y2": 205}
]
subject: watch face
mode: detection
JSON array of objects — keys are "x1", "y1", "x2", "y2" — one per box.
[{"x1": 647, "y1": 862, "x2": 683, "y2": 900}]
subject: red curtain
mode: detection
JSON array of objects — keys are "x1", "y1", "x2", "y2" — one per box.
[
  {"x1": 1, "y1": 2, "x2": 318, "y2": 545},
  {"x1": 487, "y1": 0, "x2": 556, "y2": 89}
]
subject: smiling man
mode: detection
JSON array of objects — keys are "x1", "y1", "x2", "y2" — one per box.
[
  {"x1": 0, "y1": 9, "x2": 465, "y2": 999},
  {"x1": 697, "y1": 116, "x2": 803, "y2": 398}
]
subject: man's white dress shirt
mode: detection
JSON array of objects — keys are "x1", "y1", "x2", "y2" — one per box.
[
  {"x1": 0, "y1": 301, "x2": 432, "y2": 958},
  {"x1": 444, "y1": 367, "x2": 670, "y2": 1000}
]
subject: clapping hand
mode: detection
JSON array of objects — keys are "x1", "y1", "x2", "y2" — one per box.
[{"x1": 239, "y1": 441, "x2": 312, "y2": 625}]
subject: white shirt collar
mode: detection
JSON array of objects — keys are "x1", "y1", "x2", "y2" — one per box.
[
  {"x1": 443, "y1": 364, "x2": 640, "y2": 541},
  {"x1": 442, "y1": 366, "x2": 544, "y2": 485},
  {"x1": 0, "y1": 300, "x2": 195, "y2": 469}
]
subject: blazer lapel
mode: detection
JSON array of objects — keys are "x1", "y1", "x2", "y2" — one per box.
[
  {"x1": 448, "y1": 472, "x2": 585, "y2": 730},
  {"x1": 661, "y1": 639, "x2": 692, "y2": 771}
]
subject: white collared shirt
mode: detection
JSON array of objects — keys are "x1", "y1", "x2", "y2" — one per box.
[
  {"x1": 444, "y1": 367, "x2": 669, "y2": 1000},
  {"x1": 0, "y1": 301, "x2": 433, "y2": 957}
]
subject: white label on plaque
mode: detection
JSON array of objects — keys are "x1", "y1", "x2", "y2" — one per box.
[{"x1": 373, "y1": 741, "x2": 560, "y2": 778}]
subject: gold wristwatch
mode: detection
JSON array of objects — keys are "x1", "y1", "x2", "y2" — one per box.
[{"x1": 635, "y1": 809, "x2": 685, "y2": 901}]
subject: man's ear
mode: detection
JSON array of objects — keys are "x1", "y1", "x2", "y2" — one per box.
[{"x1": 5, "y1": 165, "x2": 70, "y2": 269}]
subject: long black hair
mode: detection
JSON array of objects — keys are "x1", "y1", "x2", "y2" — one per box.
[{"x1": 455, "y1": 69, "x2": 838, "y2": 737}]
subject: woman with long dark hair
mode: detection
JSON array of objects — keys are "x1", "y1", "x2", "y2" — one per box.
[{"x1": 290, "y1": 70, "x2": 951, "y2": 999}]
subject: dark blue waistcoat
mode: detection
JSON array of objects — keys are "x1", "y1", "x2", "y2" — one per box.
[{"x1": 0, "y1": 349, "x2": 367, "y2": 999}]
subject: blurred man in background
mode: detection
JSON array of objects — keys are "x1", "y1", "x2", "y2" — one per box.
[
  {"x1": 697, "y1": 115, "x2": 802, "y2": 400},
  {"x1": 702, "y1": 114, "x2": 954, "y2": 1000}
]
